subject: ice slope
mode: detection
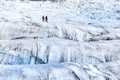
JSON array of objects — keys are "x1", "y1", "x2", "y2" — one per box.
[
  {"x1": 0, "y1": 0, "x2": 120, "y2": 41},
  {"x1": 0, "y1": 0, "x2": 120, "y2": 80},
  {"x1": 0, "y1": 62, "x2": 120, "y2": 80}
]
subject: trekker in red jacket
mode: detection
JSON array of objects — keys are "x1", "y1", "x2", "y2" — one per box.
[{"x1": 45, "y1": 16, "x2": 48, "y2": 22}]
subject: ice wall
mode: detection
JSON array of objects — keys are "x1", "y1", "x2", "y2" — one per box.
[{"x1": 0, "y1": 40, "x2": 120, "y2": 65}]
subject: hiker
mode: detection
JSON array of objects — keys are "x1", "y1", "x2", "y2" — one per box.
[
  {"x1": 45, "y1": 16, "x2": 48, "y2": 22},
  {"x1": 42, "y1": 16, "x2": 44, "y2": 22}
]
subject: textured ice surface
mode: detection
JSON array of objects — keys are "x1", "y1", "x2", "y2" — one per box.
[{"x1": 0, "y1": 0, "x2": 120, "y2": 80}]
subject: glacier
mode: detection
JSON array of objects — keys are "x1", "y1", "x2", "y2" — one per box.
[{"x1": 0, "y1": 0, "x2": 120, "y2": 80}]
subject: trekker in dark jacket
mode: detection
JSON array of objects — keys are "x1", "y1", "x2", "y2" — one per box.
[{"x1": 42, "y1": 16, "x2": 44, "y2": 22}]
